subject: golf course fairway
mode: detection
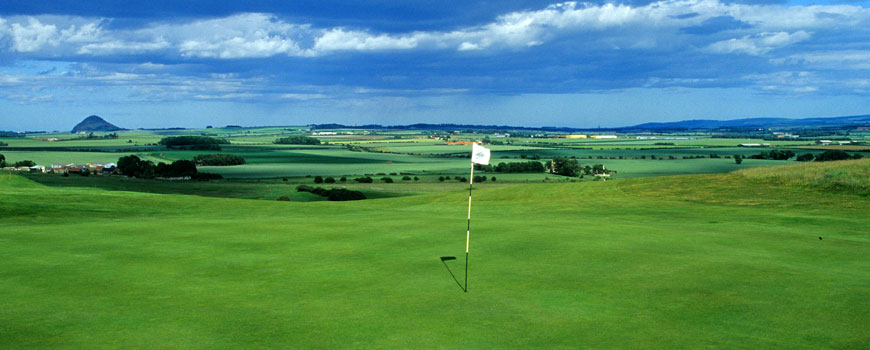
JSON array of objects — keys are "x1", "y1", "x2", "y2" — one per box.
[{"x1": 1, "y1": 160, "x2": 868, "y2": 349}]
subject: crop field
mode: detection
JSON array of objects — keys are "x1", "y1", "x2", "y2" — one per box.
[{"x1": 1, "y1": 159, "x2": 867, "y2": 349}]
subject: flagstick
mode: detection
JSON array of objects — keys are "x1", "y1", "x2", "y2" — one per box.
[{"x1": 465, "y1": 159, "x2": 474, "y2": 293}]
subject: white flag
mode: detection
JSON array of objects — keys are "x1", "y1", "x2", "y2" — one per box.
[{"x1": 472, "y1": 143, "x2": 491, "y2": 165}]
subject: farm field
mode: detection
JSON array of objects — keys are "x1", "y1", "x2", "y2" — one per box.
[{"x1": 1, "y1": 160, "x2": 867, "y2": 349}]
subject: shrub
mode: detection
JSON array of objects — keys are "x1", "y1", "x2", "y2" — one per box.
[
  {"x1": 276, "y1": 195, "x2": 291, "y2": 201},
  {"x1": 325, "y1": 177, "x2": 336, "y2": 183},
  {"x1": 491, "y1": 176, "x2": 496, "y2": 182},
  {"x1": 402, "y1": 175, "x2": 411, "y2": 181},
  {"x1": 327, "y1": 188, "x2": 366, "y2": 201},
  {"x1": 413, "y1": 176, "x2": 419, "y2": 181},
  {"x1": 438, "y1": 176, "x2": 445, "y2": 181},
  {"x1": 354, "y1": 176, "x2": 373, "y2": 183},
  {"x1": 381, "y1": 177, "x2": 393, "y2": 183},
  {"x1": 796, "y1": 153, "x2": 814, "y2": 162},
  {"x1": 314, "y1": 176, "x2": 324, "y2": 184},
  {"x1": 340, "y1": 176, "x2": 347, "y2": 182},
  {"x1": 13, "y1": 160, "x2": 36, "y2": 167}
]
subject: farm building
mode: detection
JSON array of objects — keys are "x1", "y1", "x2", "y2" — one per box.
[{"x1": 590, "y1": 135, "x2": 617, "y2": 139}]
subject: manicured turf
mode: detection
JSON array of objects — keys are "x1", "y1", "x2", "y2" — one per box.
[{"x1": 1, "y1": 162, "x2": 867, "y2": 349}]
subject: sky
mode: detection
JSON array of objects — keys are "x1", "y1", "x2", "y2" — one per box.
[{"x1": 1, "y1": 0, "x2": 869, "y2": 131}]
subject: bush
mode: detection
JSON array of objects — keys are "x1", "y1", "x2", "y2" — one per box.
[
  {"x1": 314, "y1": 176, "x2": 324, "y2": 184},
  {"x1": 438, "y1": 176, "x2": 445, "y2": 181},
  {"x1": 381, "y1": 177, "x2": 393, "y2": 183},
  {"x1": 325, "y1": 177, "x2": 336, "y2": 183},
  {"x1": 193, "y1": 154, "x2": 246, "y2": 166},
  {"x1": 340, "y1": 176, "x2": 347, "y2": 182},
  {"x1": 274, "y1": 135, "x2": 321, "y2": 145},
  {"x1": 276, "y1": 195, "x2": 291, "y2": 201},
  {"x1": 491, "y1": 176, "x2": 496, "y2": 182},
  {"x1": 62, "y1": 172, "x2": 69, "y2": 177},
  {"x1": 413, "y1": 176, "x2": 419, "y2": 181},
  {"x1": 354, "y1": 176, "x2": 373, "y2": 183},
  {"x1": 13, "y1": 160, "x2": 36, "y2": 167},
  {"x1": 734, "y1": 154, "x2": 743, "y2": 164},
  {"x1": 796, "y1": 153, "x2": 814, "y2": 162},
  {"x1": 327, "y1": 188, "x2": 366, "y2": 201},
  {"x1": 402, "y1": 175, "x2": 411, "y2": 180}
]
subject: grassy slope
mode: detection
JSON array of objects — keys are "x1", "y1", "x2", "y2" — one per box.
[{"x1": 0, "y1": 164, "x2": 868, "y2": 349}]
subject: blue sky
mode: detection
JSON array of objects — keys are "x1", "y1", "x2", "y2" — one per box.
[{"x1": 1, "y1": 0, "x2": 869, "y2": 130}]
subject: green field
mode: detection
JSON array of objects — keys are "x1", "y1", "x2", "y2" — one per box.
[{"x1": 1, "y1": 159, "x2": 867, "y2": 349}]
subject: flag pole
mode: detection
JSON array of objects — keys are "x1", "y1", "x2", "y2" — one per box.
[{"x1": 465, "y1": 153, "x2": 474, "y2": 293}]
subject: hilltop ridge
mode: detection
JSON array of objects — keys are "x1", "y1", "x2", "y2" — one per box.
[{"x1": 71, "y1": 115, "x2": 122, "y2": 133}]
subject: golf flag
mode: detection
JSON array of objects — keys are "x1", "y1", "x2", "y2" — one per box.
[{"x1": 472, "y1": 143, "x2": 491, "y2": 165}]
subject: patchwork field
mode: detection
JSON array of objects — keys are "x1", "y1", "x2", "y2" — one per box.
[{"x1": 1, "y1": 159, "x2": 867, "y2": 349}]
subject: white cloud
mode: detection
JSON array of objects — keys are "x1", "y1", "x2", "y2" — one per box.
[
  {"x1": 706, "y1": 31, "x2": 811, "y2": 55},
  {"x1": 1, "y1": 2, "x2": 868, "y2": 58},
  {"x1": 776, "y1": 50, "x2": 870, "y2": 70}
]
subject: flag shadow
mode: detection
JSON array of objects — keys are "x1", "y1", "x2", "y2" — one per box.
[{"x1": 440, "y1": 256, "x2": 465, "y2": 292}]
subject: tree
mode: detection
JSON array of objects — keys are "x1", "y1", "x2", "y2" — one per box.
[
  {"x1": 814, "y1": 150, "x2": 852, "y2": 162},
  {"x1": 314, "y1": 176, "x2": 324, "y2": 184},
  {"x1": 13, "y1": 160, "x2": 36, "y2": 167},
  {"x1": 325, "y1": 177, "x2": 336, "y2": 183},
  {"x1": 796, "y1": 153, "x2": 814, "y2": 162},
  {"x1": 734, "y1": 154, "x2": 743, "y2": 164},
  {"x1": 438, "y1": 176, "x2": 445, "y2": 182},
  {"x1": 548, "y1": 157, "x2": 580, "y2": 177},
  {"x1": 0, "y1": 154, "x2": 5, "y2": 168},
  {"x1": 340, "y1": 176, "x2": 347, "y2": 182},
  {"x1": 381, "y1": 177, "x2": 393, "y2": 183},
  {"x1": 118, "y1": 155, "x2": 157, "y2": 178},
  {"x1": 491, "y1": 176, "x2": 496, "y2": 182},
  {"x1": 276, "y1": 195, "x2": 291, "y2": 201},
  {"x1": 402, "y1": 175, "x2": 411, "y2": 180}
]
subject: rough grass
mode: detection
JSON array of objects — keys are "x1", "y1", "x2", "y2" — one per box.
[{"x1": 737, "y1": 158, "x2": 870, "y2": 196}]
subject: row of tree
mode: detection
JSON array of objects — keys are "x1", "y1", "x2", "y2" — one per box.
[
  {"x1": 192, "y1": 154, "x2": 246, "y2": 166},
  {"x1": 158, "y1": 136, "x2": 229, "y2": 150},
  {"x1": 475, "y1": 161, "x2": 545, "y2": 173},
  {"x1": 274, "y1": 135, "x2": 321, "y2": 145},
  {"x1": 799, "y1": 150, "x2": 864, "y2": 162},
  {"x1": 296, "y1": 185, "x2": 366, "y2": 201}
]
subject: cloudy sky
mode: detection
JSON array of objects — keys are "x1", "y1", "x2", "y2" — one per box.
[{"x1": 1, "y1": 0, "x2": 869, "y2": 130}]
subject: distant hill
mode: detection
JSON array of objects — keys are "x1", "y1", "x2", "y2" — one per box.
[
  {"x1": 71, "y1": 115, "x2": 122, "y2": 133},
  {"x1": 626, "y1": 115, "x2": 870, "y2": 130}
]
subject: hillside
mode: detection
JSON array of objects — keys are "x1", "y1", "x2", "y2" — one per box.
[
  {"x1": 1, "y1": 165, "x2": 867, "y2": 349},
  {"x1": 628, "y1": 114, "x2": 870, "y2": 130},
  {"x1": 71, "y1": 115, "x2": 122, "y2": 133}
]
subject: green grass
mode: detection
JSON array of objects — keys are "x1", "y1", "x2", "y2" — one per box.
[{"x1": 1, "y1": 161, "x2": 867, "y2": 349}]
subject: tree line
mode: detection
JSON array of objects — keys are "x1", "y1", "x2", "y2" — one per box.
[
  {"x1": 296, "y1": 185, "x2": 366, "y2": 201},
  {"x1": 274, "y1": 136, "x2": 321, "y2": 145},
  {"x1": 159, "y1": 136, "x2": 229, "y2": 150},
  {"x1": 192, "y1": 154, "x2": 246, "y2": 166}
]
